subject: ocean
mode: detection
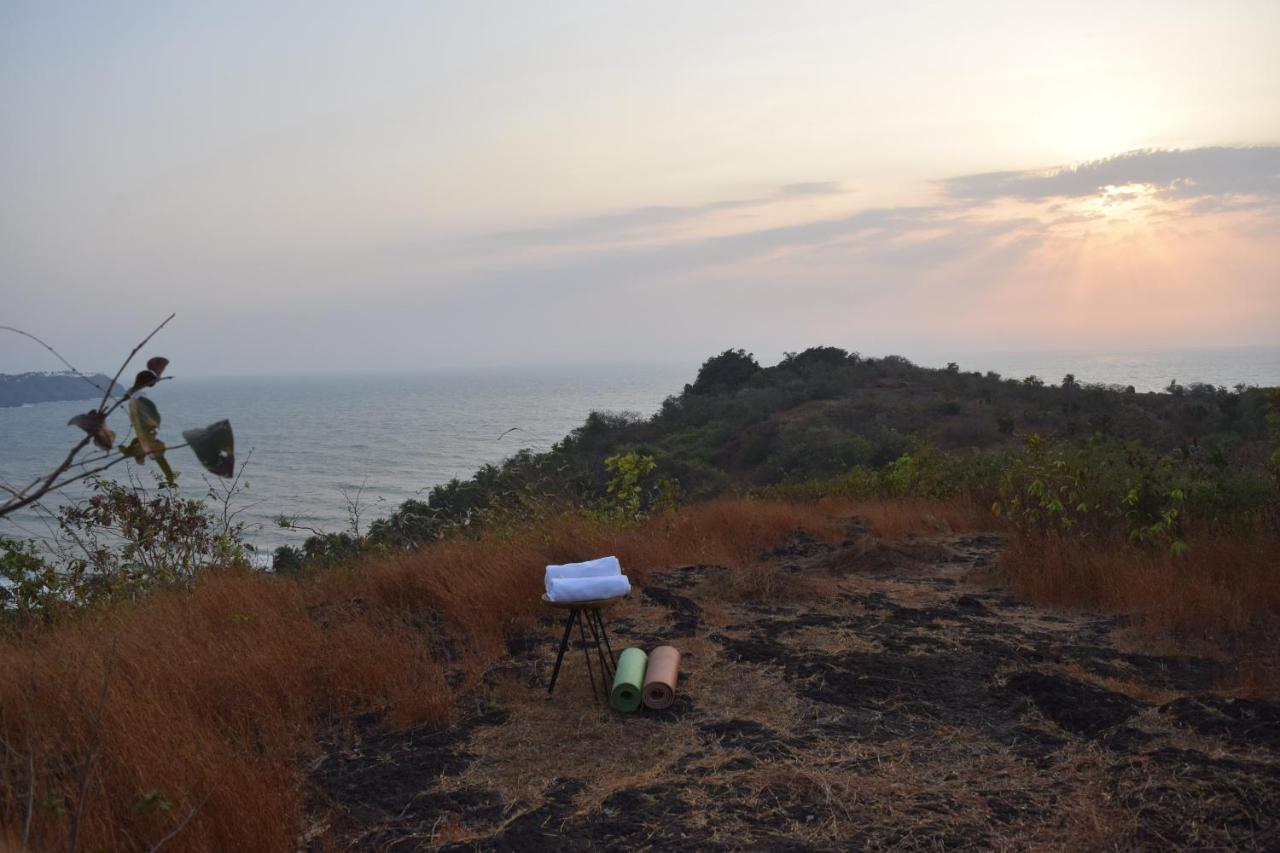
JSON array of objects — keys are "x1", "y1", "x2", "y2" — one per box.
[{"x1": 1, "y1": 348, "x2": 1277, "y2": 555}]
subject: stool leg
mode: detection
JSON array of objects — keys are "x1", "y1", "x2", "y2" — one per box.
[
  {"x1": 547, "y1": 607, "x2": 576, "y2": 694},
  {"x1": 592, "y1": 608, "x2": 617, "y2": 670},
  {"x1": 576, "y1": 608, "x2": 600, "y2": 701},
  {"x1": 583, "y1": 607, "x2": 613, "y2": 686}
]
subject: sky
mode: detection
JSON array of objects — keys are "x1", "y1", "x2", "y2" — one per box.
[{"x1": 2, "y1": 1, "x2": 1278, "y2": 376}]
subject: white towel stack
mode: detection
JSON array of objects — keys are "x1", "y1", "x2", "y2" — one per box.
[{"x1": 544, "y1": 555, "x2": 630, "y2": 602}]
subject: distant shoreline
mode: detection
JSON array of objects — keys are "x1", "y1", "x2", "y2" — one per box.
[{"x1": 0, "y1": 372, "x2": 117, "y2": 408}]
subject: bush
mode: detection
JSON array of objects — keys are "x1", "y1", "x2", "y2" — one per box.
[
  {"x1": 3, "y1": 477, "x2": 252, "y2": 624},
  {"x1": 993, "y1": 435, "x2": 1190, "y2": 550}
]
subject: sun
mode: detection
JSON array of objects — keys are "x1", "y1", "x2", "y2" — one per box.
[{"x1": 1075, "y1": 182, "x2": 1161, "y2": 224}]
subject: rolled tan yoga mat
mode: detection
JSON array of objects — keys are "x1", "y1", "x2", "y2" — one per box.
[{"x1": 642, "y1": 645, "x2": 681, "y2": 710}]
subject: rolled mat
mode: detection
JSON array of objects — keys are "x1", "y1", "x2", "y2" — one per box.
[
  {"x1": 610, "y1": 647, "x2": 648, "y2": 712},
  {"x1": 642, "y1": 645, "x2": 681, "y2": 710}
]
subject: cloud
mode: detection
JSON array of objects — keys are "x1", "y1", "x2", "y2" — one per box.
[
  {"x1": 475, "y1": 181, "x2": 850, "y2": 250},
  {"x1": 473, "y1": 147, "x2": 1278, "y2": 273},
  {"x1": 777, "y1": 181, "x2": 846, "y2": 197},
  {"x1": 221, "y1": 144, "x2": 1276, "y2": 373},
  {"x1": 420, "y1": 146, "x2": 1280, "y2": 312},
  {"x1": 943, "y1": 146, "x2": 1280, "y2": 205}
]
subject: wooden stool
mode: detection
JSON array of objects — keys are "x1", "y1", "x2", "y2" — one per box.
[{"x1": 542, "y1": 594, "x2": 623, "y2": 701}]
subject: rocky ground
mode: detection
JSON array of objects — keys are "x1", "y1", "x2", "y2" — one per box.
[{"x1": 306, "y1": 526, "x2": 1280, "y2": 850}]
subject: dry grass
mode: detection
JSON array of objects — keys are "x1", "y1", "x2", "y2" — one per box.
[
  {"x1": 0, "y1": 499, "x2": 836, "y2": 851},
  {"x1": 3, "y1": 494, "x2": 1270, "y2": 849},
  {"x1": 814, "y1": 496, "x2": 993, "y2": 539},
  {"x1": 0, "y1": 572, "x2": 449, "y2": 851},
  {"x1": 998, "y1": 531, "x2": 1280, "y2": 697}
]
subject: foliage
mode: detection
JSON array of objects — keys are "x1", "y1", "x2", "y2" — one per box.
[
  {"x1": 992, "y1": 434, "x2": 1195, "y2": 551},
  {"x1": 592, "y1": 451, "x2": 680, "y2": 525},
  {"x1": 1, "y1": 476, "x2": 252, "y2": 622},
  {"x1": 687, "y1": 348, "x2": 760, "y2": 395},
  {"x1": 779, "y1": 346, "x2": 855, "y2": 371},
  {"x1": 0, "y1": 538, "x2": 74, "y2": 621},
  {"x1": 275, "y1": 347, "x2": 1276, "y2": 571},
  {"x1": 752, "y1": 442, "x2": 1002, "y2": 505},
  {"x1": 1265, "y1": 388, "x2": 1280, "y2": 532},
  {"x1": 601, "y1": 450, "x2": 656, "y2": 522}
]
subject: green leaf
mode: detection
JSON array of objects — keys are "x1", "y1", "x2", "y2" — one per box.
[
  {"x1": 183, "y1": 420, "x2": 235, "y2": 477},
  {"x1": 118, "y1": 438, "x2": 145, "y2": 463},
  {"x1": 128, "y1": 397, "x2": 165, "y2": 457},
  {"x1": 133, "y1": 789, "x2": 173, "y2": 814},
  {"x1": 155, "y1": 454, "x2": 178, "y2": 484},
  {"x1": 127, "y1": 397, "x2": 174, "y2": 477}
]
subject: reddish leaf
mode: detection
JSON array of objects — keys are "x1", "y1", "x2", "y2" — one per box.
[
  {"x1": 130, "y1": 370, "x2": 158, "y2": 393},
  {"x1": 67, "y1": 411, "x2": 115, "y2": 450},
  {"x1": 146, "y1": 356, "x2": 169, "y2": 377}
]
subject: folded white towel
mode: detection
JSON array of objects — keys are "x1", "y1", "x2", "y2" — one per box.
[
  {"x1": 544, "y1": 555, "x2": 621, "y2": 596},
  {"x1": 547, "y1": 574, "x2": 631, "y2": 603}
]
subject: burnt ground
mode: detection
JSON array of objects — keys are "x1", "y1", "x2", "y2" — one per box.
[{"x1": 307, "y1": 529, "x2": 1280, "y2": 850}]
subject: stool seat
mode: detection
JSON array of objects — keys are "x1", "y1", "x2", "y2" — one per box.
[{"x1": 541, "y1": 593, "x2": 627, "y2": 609}]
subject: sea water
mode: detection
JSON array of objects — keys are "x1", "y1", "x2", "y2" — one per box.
[{"x1": 1, "y1": 349, "x2": 1276, "y2": 554}]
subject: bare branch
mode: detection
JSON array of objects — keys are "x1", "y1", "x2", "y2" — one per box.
[
  {"x1": 0, "y1": 433, "x2": 96, "y2": 518},
  {"x1": 0, "y1": 314, "x2": 178, "y2": 520}
]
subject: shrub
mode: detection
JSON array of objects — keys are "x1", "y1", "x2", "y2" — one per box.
[
  {"x1": 3, "y1": 477, "x2": 252, "y2": 625},
  {"x1": 992, "y1": 434, "x2": 1190, "y2": 550}
]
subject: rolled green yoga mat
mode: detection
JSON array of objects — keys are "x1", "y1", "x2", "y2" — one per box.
[{"x1": 610, "y1": 647, "x2": 648, "y2": 712}]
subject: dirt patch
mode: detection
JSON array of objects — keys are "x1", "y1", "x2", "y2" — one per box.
[
  {"x1": 311, "y1": 532, "x2": 1280, "y2": 851},
  {"x1": 1161, "y1": 695, "x2": 1280, "y2": 749},
  {"x1": 1004, "y1": 670, "x2": 1143, "y2": 738},
  {"x1": 641, "y1": 586, "x2": 702, "y2": 637}
]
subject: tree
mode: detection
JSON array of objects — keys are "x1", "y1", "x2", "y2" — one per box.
[
  {"x1": 0, "y1": 315, "x2": 236, "y2": 519},
  {"x1": 780, "y1": 346, "x2": 851, "y2": 371},
  {"x1": 687, "y1": 349, "x2": 760, "y2": 395}
]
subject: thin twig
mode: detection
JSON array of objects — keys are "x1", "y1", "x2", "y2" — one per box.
[
  {"x1": 66, "y1": 642, "x2": 117, "y2": 853},
  {"x1": 0, "y1": 325, "x2": 109, "y2": 394},
  {"x1": 98, "y1": 313, "x2": 175, "y2": 411},
  {"x1": 37, "y1": 445, "x2": 189, "y2": 502},
  {"x1": 24, "y1": 748, "x2": 34, "y2": 849},
  {"x1": 147, "y1": 794, "x2": 209, "y2": 852}
]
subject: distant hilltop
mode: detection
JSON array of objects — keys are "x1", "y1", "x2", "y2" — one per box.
[{"x1": 0, "y1": 371, "x2": 119, "y2": 407}]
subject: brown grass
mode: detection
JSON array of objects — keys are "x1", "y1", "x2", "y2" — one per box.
[
  {"x1": 0, "y1": 499, "x2": 837, "y2": 851},
  {"x1": 4, "y1": 494, "x2": 1269, "y2": 848},
  {"x1": 998, "y1": 531, "x2": 1280, "y2": 696},
  {"x1": 814, "y1": 497, "x2": 992, "y2": 540}
]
